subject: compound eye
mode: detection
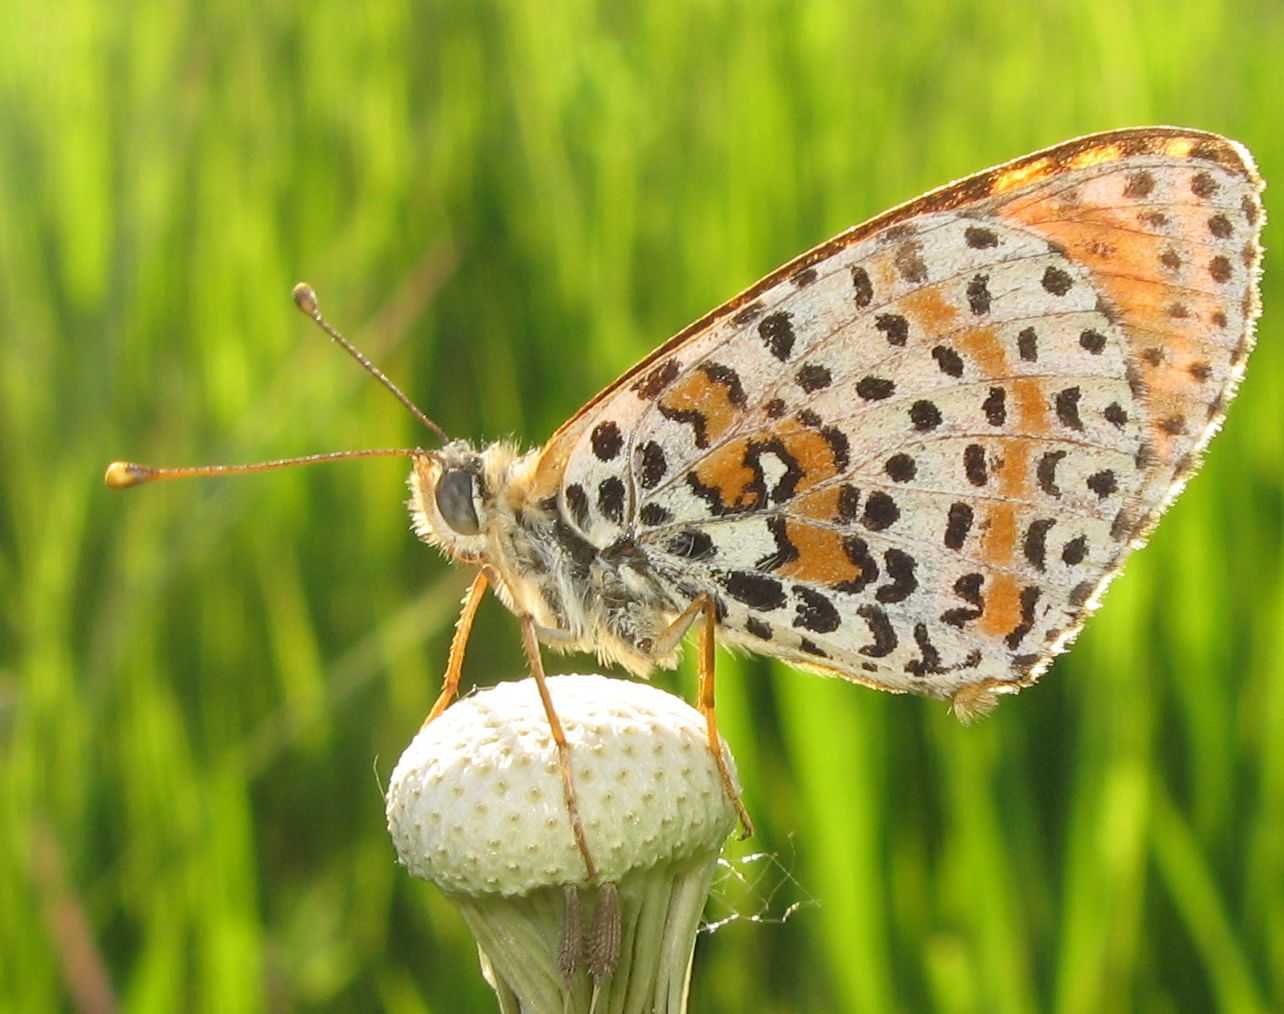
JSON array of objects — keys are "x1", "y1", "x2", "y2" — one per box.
[{"x1": 434, "y1": 469, "x2": 480, "y2": 535}]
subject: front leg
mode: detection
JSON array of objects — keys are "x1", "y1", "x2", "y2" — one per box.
[
  {"x1": 424, "y1": 570, "x2": 490, "y2": 726},
  {"x1": 519, "y1": 614, "x2": 599, "y2": 883}
]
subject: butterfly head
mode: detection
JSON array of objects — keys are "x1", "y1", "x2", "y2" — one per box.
[{"x1": 408, "y1": 440, "x2": 525, "y2": 564}]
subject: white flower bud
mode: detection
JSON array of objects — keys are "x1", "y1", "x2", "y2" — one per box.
[{"x1": 386, "y1": 674, "x2": 739, "y2": 1012}]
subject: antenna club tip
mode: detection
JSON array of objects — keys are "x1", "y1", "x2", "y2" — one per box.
[
  {"x1": 292, "y1": 282, "x2": 319, "y2": 316},
  {"x1": 104, "y1": 461, "x2": 152, "y2": 489}
]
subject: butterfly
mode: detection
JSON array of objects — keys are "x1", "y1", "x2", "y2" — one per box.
[{"x1": 110, "y1": 127, "x2": 1264, "y2": 879}]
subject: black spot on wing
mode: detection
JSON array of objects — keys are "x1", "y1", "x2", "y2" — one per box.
[
  {"x1": 1079, "y1": 329, "x2": 1107, "y2": 355},
  {"x1": 858, "y1": 376, "x2": 896, "y2": 401},
  {"x1": 884, "y1": 454, "x2": 916, "y2": 482},
  {"x1": 720, "y1": 571, "x2": 787, "y2": 611},
  {"x1": 657, "y1": 401, "x2": 710, "y2": 449},
  {"x1": 1191, "y1": 171, "x2": 1218, "y2": 199},
  {"x1": 909, "y1": 400, "x2": 942, "y2": 431},
  {"x1": 964, "y1": 225, "x2": 998, "y2": 248},
  {"x1": 1055, "y1": 387, "x2": 1083, "y2": 431},
  {"x1": 565, "y1": 483, "x2": 590, "y2": 529},
  {"x1": 597, "y1": 477, "x2": 626, "y2": 525},
  {"x1": 932, "y1": 345, "x2": 964, "y2": 377},
  {"x1": 944, "y1": 502, "x2": 973, "y2": 550},
  {"x1": 1017, "y1": 327, "x2": 1038, "y2": 362},
  {"x1": 796, "y1": 363, "x2": 832, "y2": 392},
  {"x1": 1042, "y1": 265, "x2": 1073, "y2": 296},
  {"x1": 639, "y1": 502, "x2": 671, "y2": 526},
  {"x1": 857, "y1": 604, "x2": 897, "y2": 657},
  {"x1": 755, "y1": 515, "x2": 799, "y2": 571},
  {"x1": 1124, "y1": 170, "x2": 1155, "y2": 198},
  {"x1": 941, "y1": 572, "x2": 984, "y2": 627},
  {"x1": 759, "y1": 312, "x2": 796, "y2": 361},
  {"x1": 963, "y1": 444, "x2": 988, "y2": 486},
  {"x1": 876, "y1": 549, "x2": 917, "y2": 604},
  {"x1": 633, "y1": 359, "x2": 680, "y2": 399},
  {"x1": 836, "y1": 484, "x2": 862, "y2": 523},
  {"x1": 666, "y1": 529, "x2": 714, "y2": 560},
  {"x1": 637, "y1": 441, "x2": 667, "y2": 490},
  {"x1": 1061, "y1": 534, "x2": 1088, "y2": 565},
  {"x1": 820, "y1": 425, "x2": 850, "y2": 473},
  {"x1": 838, "y1": 536, "x2": 878, "y2": 594},
  {"x1": 1022, "y1": 518, "x2": 1055, "y2": 571},
  {"x1": 850, "y1": 265, "x2": 874, "y2": 307},
  {"x1": 1087, "y1": 469, "x2": 1118, "y2": 499},
  {"x1": 794, "y1": 587, "x2": 840, "y2": 634},
  {"x1": 967, "y1": 273, "x2": 992, "y2": 315},
  {"x1": 982, "y1": 387, "x2": 1006, "y2": 426},
  {"x1": 591, "y1": 420, "x2": 623, "y2": 461},
  {"x1": 1069, "y1": 580, "x2": 1095, "y2": 607},
  {"x1": 905, "y1": 623, "x2": 946, "y2": 677},
  {"x1": 894, "y1": 240, "x2": 928, "y2": 283},
  {"x1": 1004, "y1": 586, "x2": 1042, "y2": 649},
  {"x1": 862, "y1": 491, "x2": 899, "y2": 531},
  {"x1": 1037, "y1": 450, "x2": 1066, "y2": 497},
  {"x1": 875, "y1": 313, "x2": 909, "y2": 346}
]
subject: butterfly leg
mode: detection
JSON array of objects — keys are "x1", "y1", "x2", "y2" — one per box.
[
  {"x1": 423, "y1": 570, "x2": 490, "y2": 726},
  {"x1": 519, "y1": 613, "x2": 599, "y2": 881},
  {"x1": 694, "y1": 594, "x2": 754, "y2": 839}
]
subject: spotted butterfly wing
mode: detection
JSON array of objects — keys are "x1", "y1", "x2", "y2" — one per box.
[{"x1": 537, "y1": 127, "x2": 1263, "y2": 715}]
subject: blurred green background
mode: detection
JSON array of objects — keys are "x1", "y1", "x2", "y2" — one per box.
[{"x1": 3, "y1": 0, "x2": 1283, "y2": 1010}]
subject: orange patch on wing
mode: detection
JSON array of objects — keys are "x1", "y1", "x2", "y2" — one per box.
[
  {"x1": 774, "y1": 521, "x2": 863, "y2": 585},
  {"x1": 777, "y1": 420, "x2": 847, "y2": 494},
  {"x1": 689, "y1": 439, "x2": 761, "y2": 511},
  {"x1": 1086, "y1": 279, "x2": 1220, "y2": 357},
  {"x1": 1041, "y1": 219, "x2": 1163, "y2": 275},
  {"x1": 792, "y1": 484, "x2": 845, "y2": 522},
  {"x1": 901, "y1": 286, "x2": 961, "y2": 333},
  {"x1": 981, "y1": 572, "x2": 1023, "y2": 638},
  {"x1": 688, "y1": 422, "x2": 845, "y2": 512},
  {"x1": 981, "y1": 502, "x2": 1017, "y2": 565},
  {"x1": 991, "y1": 157, "x2": 1054, "y2": 195},
  {"x1": 957, "y1": 325, "x2": 1007, "y2": 376},
  {"x1": 1162, "y1": 137, "x2": 1196, "y2": 158},
  {"x1": 657, "y1": 367, "x2": 742, "y2": 448},
  {"x1": 1011, "y1": 378, "x2": 1050, "y2": 435},
  {"x1": 995, "y1": 438, "x2": 1032, "y2": 499}
]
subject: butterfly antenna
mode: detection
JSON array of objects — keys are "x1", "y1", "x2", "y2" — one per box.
[
  {"x1": 104, "y1": 448, "x2": 423, "y2": 490},
  {"x1": 291, "y1": 282, "x2": 450, "y2": 445},
  {"x1": 105, "y1": 284, "x2": 447, "y2": 491}
]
